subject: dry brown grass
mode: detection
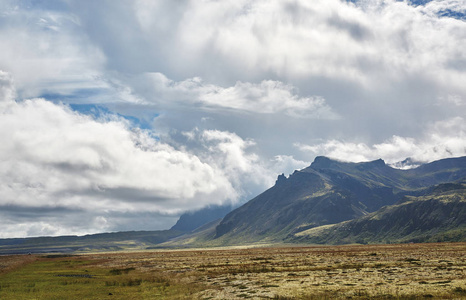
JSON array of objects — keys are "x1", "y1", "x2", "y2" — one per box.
[
  {"x1": 1, "y1": 242, "x2": 466, "y2": 299},
  {"x1": 0, "y1": 254, "x2": 38, "y2": 275}
]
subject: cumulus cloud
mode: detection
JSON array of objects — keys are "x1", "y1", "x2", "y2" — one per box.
[
  {"x1": 182, "y1": 129, "x2": 278, "y2": 197},
  {"x1": 0, "y1": 76, "x2": 251, "y2": 236},
  {"x1": 1, "y1": 98, "x2": 236, "y2": 208},
  {"x1": 296, "y1": 117, "x2": 466, "y2": 166}
]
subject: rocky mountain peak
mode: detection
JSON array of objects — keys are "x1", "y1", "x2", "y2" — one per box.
[
  {"x1": 309, "y1": 156, "x2": 386, "y2": 171},
  {"x1": 310, "y1": 156, "x2": 337, "y2": 169},
  {"x1": 361, "y1": 158, "x2": 386, "y2": 169},
  {"x1": 275, "y1": 173, "x2": 287, "y2": 185}
]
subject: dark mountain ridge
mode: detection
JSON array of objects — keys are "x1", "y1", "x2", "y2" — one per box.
[{"x1": 212, "y1": 156, "x2": 466, "y2": 245}]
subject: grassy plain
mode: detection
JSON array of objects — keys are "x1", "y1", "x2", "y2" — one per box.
[{"x1": 0, "y1": 243, "x2": 465, "y2": 299}]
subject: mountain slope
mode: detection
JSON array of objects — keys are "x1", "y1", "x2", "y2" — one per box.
[
  {"x1": 291, "y1": 181, "x2": 466, "y2": 244},
  {"x1": 212, "y1": 156, "x2": 466, "y2": 245},
  {"x1": 215, "y1": 170, "x2": 369, "y2": 243}
]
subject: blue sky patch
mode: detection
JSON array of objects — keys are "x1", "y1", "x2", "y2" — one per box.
[{"x1": 69, "y1": 104, "x2": 153, "y2": 130}]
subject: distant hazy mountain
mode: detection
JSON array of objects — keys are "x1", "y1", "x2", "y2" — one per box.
[
  {"x1": 210, "y1": 156, "x2": 466, "y2": 245},
  {"x1": 0, "y1": 230, "x2": 183, "y2": 255},
  {"x1": 171, "y1": 204, "x2": 233, "y2": 232}
]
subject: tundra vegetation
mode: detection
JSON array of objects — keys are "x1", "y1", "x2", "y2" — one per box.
[{"x1": 1, "y1": 242, "x2": 465, "y2": 299}]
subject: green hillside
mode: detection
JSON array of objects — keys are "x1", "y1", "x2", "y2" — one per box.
[{"x1": 291, "y1": 181, "x2": 466, "y2": 244}]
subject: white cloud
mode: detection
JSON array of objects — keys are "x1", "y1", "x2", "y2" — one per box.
[
  {"x1": 270, "y1": 155, "x2": 310, "y2": 175},
  {"x1": 0, "y1": 222, "x2": 81, "y2": 239},
  {"x1": 0, "y1": 3, "x2": 105, "y2": 98},
  {"x1": 438, "y1": 94, "x2": 465, "y2": 106},
  {"x1": 0, "y1": 97, "x2": 236, "y2": 209},
  {"x1": 182, "y1": 128, "x2": 276, "y2": 197},
  {"x1": 137, "y1": 73, "x2": 338, "y2": 119},
  {"x1": 297, "y1": 140, "x2": 375, "y2": 163},
  {"x1": 297, "y1": 117, "x2": 466, "y2": 165},
  {"x1": 0, "y1": 70, "x2": 15, "y2": 102},
  {"x1": 140, "y1": 0, "x2": 465, "y2": 91},
  {"x1": 421, "y1": 0, "x2": 466, "y2": 17},
  {"x1": 0, "y1": 2, "x2": 145, "y2": 104},
  {"x1": 2, "y1": 0, "x2": 466, "y2": 101}
]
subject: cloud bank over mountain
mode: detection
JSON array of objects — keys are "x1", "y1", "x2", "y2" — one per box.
[
  {"x1": 0, "y1": 0, "x2": 465, "y2": 237},
  {"x1": 0, "y1": 74, "x2": 281, "y2": 237}
]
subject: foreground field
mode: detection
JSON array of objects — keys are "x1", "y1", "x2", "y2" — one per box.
[{"x1": 0, "y1": 243, "x2": 465, "y2": 299}]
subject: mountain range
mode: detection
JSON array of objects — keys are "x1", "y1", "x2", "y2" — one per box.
[
  {"x1": 1, "y1": 156, "x2": 465, "y2": 253},
  {"x1": 164, "y1": 156, "x2": 466, "y2": 247}
]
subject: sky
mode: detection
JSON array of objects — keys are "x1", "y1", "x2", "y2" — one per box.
[{"x1": 1, "y1": 0, "x2": 465, "y2": 238}]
